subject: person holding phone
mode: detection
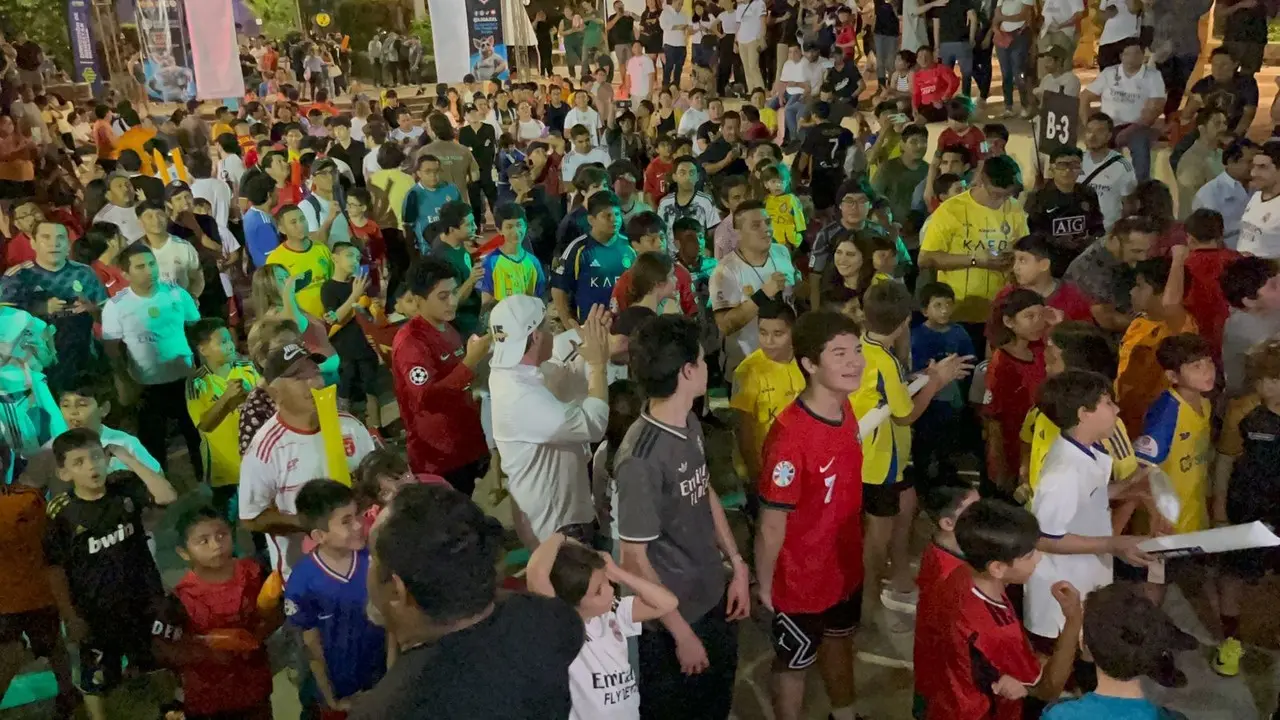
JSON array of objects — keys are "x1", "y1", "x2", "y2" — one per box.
[{"x1": 322, "y1": 242, "x2": 383, "y2": 431}]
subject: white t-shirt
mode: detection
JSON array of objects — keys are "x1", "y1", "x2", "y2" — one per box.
[
  {"x1": 1082, "y1": 150, "x2": 1137, "y2": 231},
  {"x1": 1087, "y1": 64, "x2": 1165, "y2": 126},
  {"x1": 780, "y1": 60, "x2": 808, "y2": 95},
  {"x1": 362, "y1": 144, "x2": 383, "y2": 183},
  {"x1": 565, "y1": 107, "x2": 603, "y2": 146},
  {"x1": 350, "y1": 116, "x2": 367, "y2": 142},
  {"x1": 718, "y1": 9, "x2": 741, "y2": 36},
  {"x1": 660, "y1": 7, "x2": 689, "y2": 45},
  {"x1": 569, "y1": 597, "x2": 642, "y2": 720},
  {"x1": 1026, "y1": 436, "x2": 1115, "y2": 638},
  {"x1": 1237, "y1": 192, "x2": 1280, "y2": 259},
  {"x1": 1098, "y1": 0, "x2": 1141, "y2": 45},
  {"x1": 518, "y1": 119, "x2": 547, "y2": 143},
  {"x1": 562, "y1": 147, "x2": 614, "y2": 184},
  {"x1": 100, "y1": 284, "x2": 200, "y2": 386},
  {"x1": 1193, "y1": 172, "x2": 1251, "y2": 249},
  {"x1": 1037, "y1": 71, "x2": 1081, "y2": 97},
  {"x1": 734, "y1": 0, "x2": 766, "y2": 42},
  {"x1": 710, "y1": 244, "x2": 798, "y2": 372},
  {"x1": 390, "y1": 126, "x2": 424, "y2": 144},
  {"x1": 1040, "y1": 0, "x2": 1084, "y2": 37},
  {"x1": 146, "y1": 236, "x2": 202, "y2": 292},
  {"x1": 300, "y1": 193, "x2": 352, "y2": 248},
  {"x1": 94, "y1": 204, "x2": 146, "y2": 242},
  {"x1": 676, "y1": 107, "x2": 710, "y2": 139},
  {"x1": 999, "y1": 0, "x2": 1034, "y2": 31},
  {"x1": 627, "y1": 56, "x2": 656, "y2": 101},
  {"x1": 239, "y1": 413, "x2": 377, "y2": 578}
]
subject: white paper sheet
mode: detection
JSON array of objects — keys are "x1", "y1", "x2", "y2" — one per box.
[{"x1": 1138, "y1": 521, "x2": 1280, "y2": 559}]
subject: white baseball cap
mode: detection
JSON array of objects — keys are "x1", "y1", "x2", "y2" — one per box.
[{"x1": 489, "y1": 295, "x2": 547, "y2": 369}]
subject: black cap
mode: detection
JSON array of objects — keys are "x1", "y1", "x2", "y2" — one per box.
[
  {"x1": 164, "y1": 180, "x2": 192, "y2": 201},
  {"x1": 262, "y1": 343, "x2": 328, "y2": 383}
]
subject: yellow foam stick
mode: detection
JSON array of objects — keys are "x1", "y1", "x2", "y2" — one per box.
[{"x1": 312, "y1": 385, "x2": 351, "y2": 486}]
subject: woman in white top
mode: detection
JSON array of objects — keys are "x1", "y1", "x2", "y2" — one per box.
[
  {"x1": 990, "y1": 0, "x2": 1035, "y2": 118},
  {"x1": 516, "y1": 101, "x2": 546, "y2": 144}
]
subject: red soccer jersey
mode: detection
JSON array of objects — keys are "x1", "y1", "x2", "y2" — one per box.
[
  {"x1": 925, "y1": 571, "x2": 1041, "y2": 720},
  {"x1": 644, "y1": 157, "x2": 674, "y2": 205},
  {"x1": 986, "y1": 282, "x2": 1093, "y2": 345},
  {"x1": 982, "y1": 345, "x2": 1046, "y2": 482},
  {"x1": 165, "y1": 559, "x2": 274, "y2": 716},
  {"x1": 1183, "y1": 247, "x2": 1240, "y2": 358},
  {"x1": 758, "y1": 399, "x2": 864, "y2": 615},
  {"x1": 391, "y1": 315, "x2": 488, "y2": 475},
  {"x1": 937, "y1": 126, "x2": 986, "y2": 164},
  {"x1": 3, "y1": 232, "x2": 34, "y2": 270},
  {"x1": 610, "y1": 262, "x2": 698, "y2": 316},
  {"x1": 913, "y1": 542, "x2": 968, "y2": 700}
]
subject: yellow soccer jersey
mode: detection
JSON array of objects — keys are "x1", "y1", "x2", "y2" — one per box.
[
  {"x1": 852, "y1": 336, "x2": 912, "y2": 485},
  {"x1": 920, "y1": 190, "x2": 1028, "y2": 323},
  {"x1": 764, "y1": 193, "x2": 807, "y2": 247},
  {"x1": 266, "y1": 240, "x2": 334, "y2": 319},
  {"x1": 186, "y1": 360, "x2": 262, "y2": 487},
  {"x1": 1022, "y1": 406, "x2": 1139, "y2": 503},
  {"x1": 1134, "y1": 389, "x2": 1212, "y2": 534},
  {"x1": 730, "y1": 348, "x2": 805, "y2": 467}
]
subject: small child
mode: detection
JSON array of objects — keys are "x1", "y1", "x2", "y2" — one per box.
[
  {"x1": 760, "y1": 164, "x2": 806, "y2": 248},
  {"x1": 730, "y1": 303, "x2": 802, "y2": 491},
  {"x1": 1116, "y1": 254, "x2": 1197, "y2": 436},
  {"x1": 936, "y1": 98, "x2": 985, "y2": 162},
  {"x1": 923, "y1": 498, "x2": 1082, "y2": 719},
  {"x1": 192, "y1": 197, "x2": 213, "y2": 216},
  {"x1": 154, "y1": 505, "x2": 280, "y2": 719},
  {"x1": 1042, "y1": 584, "x2": 1196, "y2": 720},
  {"x1": 1027, "y1": 371, "x2": 1151, "y2": 657},
  {"x1": 1181, "y1": 208, "x2": 1240, "y2": 357},
  {"x1": 879, "y1": 50, "x2": 916, "y2": 105},
  {"x1": 56, "y1": 382, "x2": 160, "y2": 475},
  {"x1": 982, "y1": 289, "x2": 1047, "y2": 496},
  {"x1": 322, "y1": 242, "x2": 383, "y2": 431},
  {"x1": 478, "y1": 203, "x2": 548, "y2": 306},
  {"x1": 345, "y1": 187, "x2": 387, "y2": 295},
  {"x1": 912, "y1": 486, "x2": 979, "y2": 717},
  {"x1": 186, "y1": 318, "x2": 261, "y2": 519},
  {"x1": 868, "y1": 233, "x2": 900, "y2": 284},
  {"x1": 981, "y1": 124, "x2": 1010, "y2": 157},
  {"x1": 352, "y1": 447, "x2": 449, "y2": 538},
  {"x1": 526, "y1": 533, "x2": 678, "y2": 720},
  {"x1": 44, "y1": 428, "x2": 178, "y2": 720},
  {"x1": 286, "y1": 479, "x2": 388, "y2": 714},
  {"x1": 988, "y1": 233, "x2": 1093, "y2": 345},
  {"x1": 611, "y1": 212, "x2": 696, "y2": 316},
  {"x1": 643, "y1": 135, "x2": 674, "y2": 206},
  {"x1": 910, "y1": 283, "x2": 976, "y2": 487}
]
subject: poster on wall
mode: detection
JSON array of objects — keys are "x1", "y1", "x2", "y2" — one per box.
[
  {"x1": 135, "y1": 0, "x2": 197, "y2": 102},
  {"x1": 466, "y1": 0, "x2": 509, "y2": 82},
  {"x1": 66, "y1": 0, "x2": 104, "y2": 96}
]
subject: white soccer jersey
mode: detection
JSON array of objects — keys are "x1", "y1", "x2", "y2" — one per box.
[
  {"x1": 1082, "y1": 150, "x2": 1137, "y2": 231},
  {"x1": 710, "y1": 245, "x2": 797, "y2": 373}
]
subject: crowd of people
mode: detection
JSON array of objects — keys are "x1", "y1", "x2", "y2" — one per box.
[{"x1": 1, "y1": 0, "x2": 1280, "y2": 718}]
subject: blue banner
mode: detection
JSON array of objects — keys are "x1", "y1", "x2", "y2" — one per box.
[
  {"x1": 467, "y1": 0, "x2": 509, "y2": 82},
  {"x1": 66, "y1": 0, "x2": 104, "y2": 96}
]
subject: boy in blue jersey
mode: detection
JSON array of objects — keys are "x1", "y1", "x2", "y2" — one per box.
[
  {"x1": 551, "y1": 190, "x2": 636, "y2": 329},
  {"x1": 285, "y1": 479, "x2": 388, "y2": 714},
  {"x1": 478, "y1": 203, "x2": 547, "y2": 307},
  {"x1": 1133, "y1": 334, "x2": 1216, "y2": 607},
  {"x1": 403, "y1": 154, "x2": 463, "y2": 253}
]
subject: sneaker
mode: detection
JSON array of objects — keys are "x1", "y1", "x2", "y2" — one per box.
[
  {"x1": 1213, "y1": 637, "x2": 1243, "y2": 677},
  {"x1": 881, "y1": 587, "x2": 919, "y2": 614}
]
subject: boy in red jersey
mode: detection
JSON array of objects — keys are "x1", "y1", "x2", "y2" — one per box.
[
  {"x1": 925, "y1": 499, "x2": 1083, "y2": 720},
  {"x1": 390, "y1": 257, "x2": 492, "y2": 497},
  {"x1": 983, "y1": 289, "x2": 1048, "y2": 497},
  {"x1": 912, "y1": 486, "x2": 978, "y2": 718},
  {"x1": 1180, "y1": 209, "x2": 1239, "y2": 359},
  {"x1": 154, "y1": 505, "x2": 280, "y2": 720},
  {"x1": 756, "y1": 310, "x2": 866, "y2": 720}
]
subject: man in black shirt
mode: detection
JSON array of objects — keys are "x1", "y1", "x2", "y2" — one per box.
[
  {"x1": 1024, "y1": 146, "x2": 1104, "y2": 276},
  {"x1": 931, "y1": 0, "x2": 978, "y2": 93},
  {"x1": 543, "y1": 91, "x2": 570, "y2": 139},
  {"x1": 44, "y1": 428, "x2": 176, "y2": 715},
  {"x1": 325, "y1": 115, "x2": 368, "y2": 188},
  {"x1": 768, "y1": 0, "x2": 800, "y2": 89},
  {"x1": 609, "y1": 0, "x2": 638, "y2": 85},
  {"x1": 795, "y1": 101, "x2": 854, "y2": 213},
  {"x1": 353, "y1": 485, "x2": 584, "y2": 720},
  {"x1": 1221, "y1": 0, "x2": 1269, "y2": 76},
  {"x1": 1172, "y1": 47, "x2": 1261, "y2": 170},
  {"x1": 459, "y1": 104, "x2": 499, "y2": 225},
  {"x1": 700, "y1": 111, "x2": 750, "y2": 178},
  {"x1": 165, "y1": 182, "x2": 230, "y2": 322},
  {"x1": 533, "y1": 11, "x2": 557, "y2": 76}
]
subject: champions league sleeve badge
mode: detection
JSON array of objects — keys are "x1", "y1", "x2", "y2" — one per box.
[{"x1": 772, "y1": 460, "x2": 796, "y2": 488}]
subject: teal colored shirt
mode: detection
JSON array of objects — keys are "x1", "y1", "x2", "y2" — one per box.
[{"x1": 428, "y1": 241, "x2": 483, "y2": 337}]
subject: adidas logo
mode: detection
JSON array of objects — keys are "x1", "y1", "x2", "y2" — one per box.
[{"x1": 590, "y1": 259, "x2": 602, "y2": 268}]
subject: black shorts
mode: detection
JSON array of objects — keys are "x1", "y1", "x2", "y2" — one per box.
[
  {"x1": 0, "y1": 606, "x2": 60, "y2": 658},
  {"x1": 79, "y1": 610, "x2": 158, "y2": 695},
  {"x1": 771, "y1": 588, "x2": 863, "y2": 670},
  {"x1": 863, "y1": 481, "x2": 912, "y2": 518},
  {"x1": 336, "y1": 354, "x2": 381, "y2": 402}
]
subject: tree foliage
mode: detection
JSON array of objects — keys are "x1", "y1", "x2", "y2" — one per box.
[
  {"x1": 2, "y1": 0, "x2": 75, "y2": 70},
  {"x1": 242, "y1": 0, "x2": 301, "y2": 40}
]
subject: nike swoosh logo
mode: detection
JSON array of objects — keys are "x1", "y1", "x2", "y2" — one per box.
[{"x1": 819, "y1": 458, "x2": 834, "y2": 472}]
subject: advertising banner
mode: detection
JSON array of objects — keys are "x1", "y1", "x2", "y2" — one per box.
[
  {"x1": 183, "y1": 0, "x2": 245, "y2": 101},
  {"x1": 66, "y1": 0, "x2": 104, "y2": 96},
  {"x1": 467, "y1": 0, "x2": 509, "y2": 82},
  {"x1": 135, "y1": 0, "x2": 197, "y2": 102}
]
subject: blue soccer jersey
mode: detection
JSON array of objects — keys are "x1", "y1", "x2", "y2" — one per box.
[
  {"x1": 284, "y1": 549, "x2": 387, "y2": 700},
  {"x1": 551, "y1": 233, "x2": 636, "y2": 323}
]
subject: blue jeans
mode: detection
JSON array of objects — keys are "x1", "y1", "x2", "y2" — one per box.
[
  {"x1": 874, "y1": 35, "x2": 899, "y2": 84},
  {"x1": 995, "y1": 31, "x2": 1030, "y2": 110},
  {"x1": 770, "y1": 93, "x2": 805, "y2": 141},
  {"x1": 1118, "y1": 123, "x2": 1154, "y2": 183},
  {"x1": 939, "y1": 41, "x2": 974, "y2": 92},
  {"x1": 971, "y1": 37, "x2": 993, "y2": 99},
  {"x1": 663, "y1": 44, "x2": 686, "y2": 88}
]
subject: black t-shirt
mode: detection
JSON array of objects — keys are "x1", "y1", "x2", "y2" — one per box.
[
  {"x1": 533, "y1": 18, "x2": 556, "y2": 46},
  {"x1": 874, "y1": 0, "x2": 899, "y2": 36},
  {"x1": 801, "y1": 121, "x2": 854, "y2": 182},
  {"x1": 168, "y1": 216, "x2": 230, "y2": 316},
  {"x1": 608, "y1": 14, "x2": 636, "y2": 46},
  {"x1": 1189, "y1": 74, "x2": 1260, "y2": 131},
  {"x1": 770, "y1": 0, "x2": 801, "y2": 44},
  {"x1": 828, "y1": 61, "x2": 863, "y2": 102},
  {"x1": 1224, "y1": 2, "x2": 1269, "y2": 44},
  {"x1": 1227, "y1": 404, "x2": 1280, "y2": 524},
  {"x1": 43, "y1": 476, "x2": 164, "y2": 617},
  {"x1": 459, "y1": 124, "x2": 498, "y2": 172},
  {"x1": 1024, "y1": 183, "x2": 1105, "y2": 268},
  {"x1": 321, "y1": 279, "x2": 378, "y2": 362},
  {"x1": 15, "y1": 41, "x2": 42, "y2": 71},
  {"x1": 348, "y1": 594, "x2": 584, "y2": 720},
  {"x1": 929, "y1": 0, "x2": 974, "y2": 43},
  {"x1": 543, "y1": 102, "x2": 570, "y2": 137},
  {"x1": 328, "y1": 140, "x2": 369, "y2": 187},
  {"x1": 700, "y1": 138, "x2": 749, "y2": 176}
]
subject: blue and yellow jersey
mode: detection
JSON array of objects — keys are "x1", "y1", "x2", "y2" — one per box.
[
  {"x1": 763, "y1": 193, "x2": 807, "y2": 248},
  {"x1": 478, "y1": 248, "x2": 547, "y2": 302},
  {"x1": 852, "y1": 335, "x2": 912, "y2": 486},
  {"x1": 551, "y1": 234, "x2": 636, "y2": 324},
  {"x1": 186, "y1": 360, "x2": 262, "y2": 487},
  {"x1": 1021, "y1": 406, "x2": 1139, "y2": 505},
  {"x1": 1135, "y1": 390, "x2": 1212, "y2": 533},
  {"x1": 266, "y1": 240, "x2": 333, "y2": 320}
]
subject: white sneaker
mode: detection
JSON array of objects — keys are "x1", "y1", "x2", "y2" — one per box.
[{"x1": 881, "y1": 587, "x2": 919, "y2": 614}]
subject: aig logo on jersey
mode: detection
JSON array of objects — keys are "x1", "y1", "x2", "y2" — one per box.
[
  {"x1": 1052, "y1": 216, "x2": 1086, "y2": 236},
  {"x1": 87, "y1": 522, "x2": 136, "y2": 554}
]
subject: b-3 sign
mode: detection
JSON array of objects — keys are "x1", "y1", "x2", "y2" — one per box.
[{"x1": 1037, "y1": 92, "x2": 1080, "y2": 156}]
